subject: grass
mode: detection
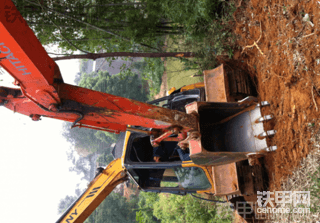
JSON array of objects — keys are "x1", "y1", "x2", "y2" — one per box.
[
  {"x1": 165, "y1": 37, "x2": 204, "y2": 90},
  {"x1": 131, "y1": 0, "x2": 238, "y2": 94},
  {"x1": 166, "y1": 59, "x2": 204, "y2": 90},
  {"x1": 162, "y1": 0, "x2": 238, "y2": 90}
]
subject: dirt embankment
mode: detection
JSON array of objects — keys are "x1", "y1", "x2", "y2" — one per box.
[
  {"x1": 232, "y1": 0, "x2": 320, "y2": 191},
  {"x1": 156, "y1": 0, "x2": 319, "y2": 202}
]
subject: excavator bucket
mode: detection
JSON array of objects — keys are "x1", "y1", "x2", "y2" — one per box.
[
  {"x1": 186, "y1": 65, "x2": 276, "y2": 166},
  {"x1": 203, "y1": 63, "x2": 255, "y2": 103},
  {"x1": 203, "y1": 63, "x2": 229, "y2": 102}
]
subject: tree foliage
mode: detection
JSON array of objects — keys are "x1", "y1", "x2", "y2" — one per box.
[
  {"x1": 130, "y1": 58, "x2": 164, "y2": 99},
  {"x1": 136, "y1": 192, "x2": 160, "y2": 223},
  {"x1": 79, "y1": 70, "x2": 148, "y2": 102},
  {"x1": 96, "y1": 152, "x2": 114, "y2": 166},
  {"x1": 13, "y1": 0, "x2": 226, "y2": 54},
  {"x1": 84, "y1": 192, "x2": 138, "y2": 223},
  {"x1": 62, "y1": 122, "x2": 109, "y2": 154},
  {"x1": 58, "y1": 195, "x2": 77, "y2": 214},
  {"x1": 68, "y1": 154, "x2": 94, "y2": 182},
  {"x1": 136, "y1": 192, "x2": 233, "y2": 223},
  {"x1": 13, "y1": 0, "x2": 181, "y2": 53}
]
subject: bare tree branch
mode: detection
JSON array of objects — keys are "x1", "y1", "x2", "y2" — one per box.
[
  {"x1": 79, "y1": 3, "x2": 147, "y2": 7},
  {"x1": 47, "y1": 38, "x2": 112, "y2": 42},
  {"x1": 47, "y1": 52, "x2": 73, "y2": 56},
  {"x1": 27, "y1": 22, "x2": 126, "y2": 32},
  {"x1": 34, "y1": 0, "x2": 92, "y2": 54},
  {"x1": 52, "y1": 52, "x2": 195, "y2": 61}
]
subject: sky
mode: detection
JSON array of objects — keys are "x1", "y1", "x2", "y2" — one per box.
[{"x1": 0, "y1": 59, "x2": 86, "y2": 223}]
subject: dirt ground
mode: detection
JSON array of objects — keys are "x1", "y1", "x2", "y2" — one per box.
[
  {"x1": 210, "y1": 0, "x2": 320, "y2": 221},
  {"x1": 230, "y1": 0, "x2": 320, "y2": 221},
  {"x1": 155, "y1": 1, "x2": 319, "y2": 221},
  {"x1": 158, "y1": 0, "x2": 320, "y2": 194}
]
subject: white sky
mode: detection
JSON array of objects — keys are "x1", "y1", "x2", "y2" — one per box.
[{"x1": 0, "y1": 59, "x2": 86, "y2": 222}]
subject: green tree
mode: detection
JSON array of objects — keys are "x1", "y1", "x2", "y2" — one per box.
[
  {"x1": 58, "y1": 195, "x2": 77, "y2": 214},
  {"x1": 62, "y1": 122, "x2": 109, "y2": 154},
  {"x1": 68, "y1": 154, "x2": 91, "y2": 182},
  {"x1": 13, "y1": 0, "x2": 184, "y2": 53},
  {"x1": 136, "y1": 192, "x2": 233, "y2": 223},
  {"x1": 136, "y1": 192, "x2": 160, "y2": 223},
  {"x1": 131, "y1": 58, "x2": 164, "y2": 98},
  {"x1": 78, "y1": 70, "x2": 148, "y2": 102},
  {"x1": 66, "y1": 148, "x2": 100, "y2": 182},
  {"x1": 85, "y1": 192, "x2": 138, "y2": 223},
  {"x1": 152, "y1": 194, "x2": 233, "y2": 223},
  {"x1": 96, "y1": 152, "x2": 114, "y2": 166}
]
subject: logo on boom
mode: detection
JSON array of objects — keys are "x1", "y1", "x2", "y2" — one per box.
[{"x1": 0, "y1": 42, "x2": 31, "y2": 75}]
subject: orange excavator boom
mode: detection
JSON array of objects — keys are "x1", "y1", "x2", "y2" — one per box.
[{"x1": 0, "y1": 0, "x2": 197, "y2": 134}]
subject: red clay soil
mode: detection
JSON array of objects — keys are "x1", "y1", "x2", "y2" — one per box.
[{"x1": 231, "y1": 0, "x2": 320, "y2": 193}]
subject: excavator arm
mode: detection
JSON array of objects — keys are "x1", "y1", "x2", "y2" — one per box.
[
  {"x1": 0, "y1": 0, "x2": 197, "y2": 133},
  {"x1": 56, "y1": 159, "x2": 127, "y2": 223},
  {"x1": 0, "y1": 0, "x2": 62, "y2": 108},
  {"x1": 0, "y1": 2, "x2": 197, "y2": 223}
]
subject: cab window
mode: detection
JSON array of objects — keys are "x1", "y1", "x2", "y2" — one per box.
[{"x1": 129, "y1": 166, "x2": 211, "y2": 191}]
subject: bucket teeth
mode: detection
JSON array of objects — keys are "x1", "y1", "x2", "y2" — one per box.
[
  {"x1": 258, "y1": 130, "x2": 277, "y2": 138},
  {"x1": 256, "y1": 114, "x2": 273, "y2": 122},
  {"x1": 257, "y1": 101, "x2": 270, "y2": 107},
  {"x1": 265, "y1": 146, "x2": 277, "y2": 152}
]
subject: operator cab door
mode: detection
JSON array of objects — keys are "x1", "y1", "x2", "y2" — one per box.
[
  {"x1": 125, "y1": 163, "x2": 212, "y2": 195},
  {"x1": 122, "y1": 130, "x2": 212, "y2": 194}
]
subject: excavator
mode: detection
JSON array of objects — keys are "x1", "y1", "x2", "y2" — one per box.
[{"x1": 0, "y1": 1, "x2": 277, "y2": 222}]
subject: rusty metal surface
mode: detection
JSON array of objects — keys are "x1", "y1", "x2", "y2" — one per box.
[
  {"x1": 212, "y1": 163, "x2": 240, "y2": 196},
  {"x1": 203, "y1": 64, "x2": 229, "y2": 102},
  {"x1": 1, "y1": 82, "x2": 198, "y2": 133},
  {"x1": 238, "y1": 165, "x2": 255, "y2": 196},
  {"x1": 58, "y1": 83, "x2": 198, "y2": 131},
  {"x1": 189, "y1": 139, "x2": 202, "y2": 155},
  {"x1": 186, "y1": 99, "x2": 273, "y2": 166},
  {"x1": 224, "y1": 65, "x2": 254, "y2": 98},
  {"x1": 190, "y1": 150, "x2": 250, "y2": 166},
  {"x1": 151, "y1": 131, "x2": 173, "y2": 147},
  {"x1": 199, "y1": 101, "x2": 268, "y2": 154}
]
